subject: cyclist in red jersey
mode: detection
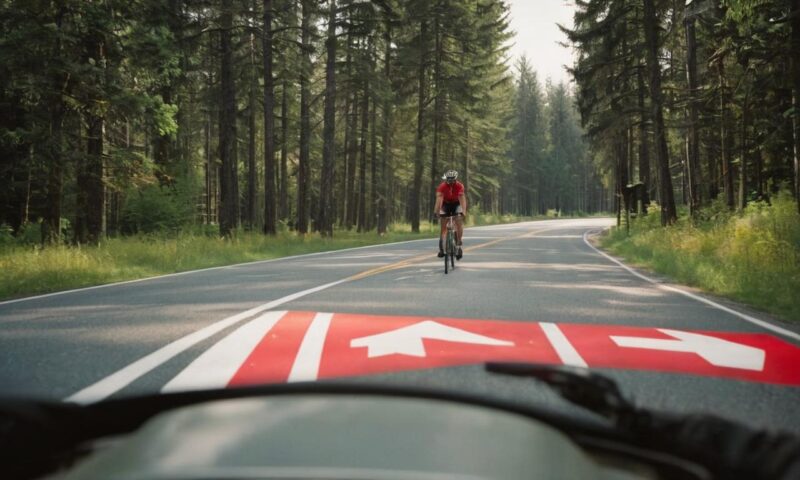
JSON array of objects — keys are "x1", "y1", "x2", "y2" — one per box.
[{"x1": 433, "y1": 170, "x2": 467, "y2": 259}]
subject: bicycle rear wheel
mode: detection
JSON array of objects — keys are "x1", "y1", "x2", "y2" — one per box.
[
  {"x1": 444, "y1": 230, "x2": 450, "y2": 274},
  {"x1": 446, "y1": 230, "x2": 455, "y2": 274}
]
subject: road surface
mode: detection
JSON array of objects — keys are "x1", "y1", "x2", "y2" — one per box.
[{"x1": 2, "y1": 218, "x2": 799, "y2": 433}]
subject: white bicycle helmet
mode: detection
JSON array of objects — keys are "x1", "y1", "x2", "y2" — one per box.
[{"x1": 443, "y1": 170, "x2": 458, "y2": 181}]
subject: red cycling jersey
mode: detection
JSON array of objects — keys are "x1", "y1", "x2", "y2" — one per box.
[{"x1": 437, "y1": 181, "x2": 465, "y2": 203}]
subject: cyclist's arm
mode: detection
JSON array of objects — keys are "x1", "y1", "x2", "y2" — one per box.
[
  {"x1": 458, "y1": 193, "x2": 467, "y2": 216},
  {"x1": 434, "y1": 192, "x2": 443, "y2": 216}
]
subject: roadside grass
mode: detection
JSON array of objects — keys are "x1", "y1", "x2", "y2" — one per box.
[
  {"x1": 0, "y1": 227, "x2": 439, "y2": 301},
  {"x1": 600, "y1": 193, "x2": 800, "y2": 322},
  {"x1": 0, "y1": 211, "x2": 563, "y2": 301}
]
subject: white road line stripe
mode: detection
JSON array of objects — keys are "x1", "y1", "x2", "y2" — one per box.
[
  {"x1": 583, "y1": 230, "x2": 800, "y2": 342},
  {"x1": 540, "y1": 322, "x2": 588, "y2": 367},
  {"x1": 287, "y1": 312, "x2": 333, "y2": 382},
  {"x1": 65, "y1": 281, "x2": 347, "y2": 404},
  {"x1": 161, "y1": 311, "x2": 288, "y2": 393},
  {"x1": 0, "y1": 239, "x2": 435, "y2": 307}
]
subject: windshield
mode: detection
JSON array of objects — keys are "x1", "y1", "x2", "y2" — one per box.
[{"x1": 1, "y1": 0, "x2": 799, "y2": 464}]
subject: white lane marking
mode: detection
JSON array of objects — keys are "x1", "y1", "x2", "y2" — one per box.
[
  {"x1": 611, "y1": 329, "x2": 766, "y2": 371},
  {"x1": 287, "y1": 312, "x2": 334, "y2": 382},
  {"x1": 540, "y1": 322, "x2": 588, "y2": 367},
  {"x1": 583, "y1": 230, "x2": 800, "y2": 342},
  {"x1": 1, "y1": 219, "x2": 609, "y2": 307},
  {"x1": 0, "y1": 240, "x2": 433, "y2": 307},
  {"x1": 65, "y1": 281, "x2": 347, "y2": 404},
  {"x1": 533, "y1": 235, "x2": 583, "y2": 239},
  {"x1": 161, "y1": 311, "x2": 288, "y2": 393}
]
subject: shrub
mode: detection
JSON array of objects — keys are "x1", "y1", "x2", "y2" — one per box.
[{"x1": 121, "y1": 180, "x2": 196, "y2": 234}]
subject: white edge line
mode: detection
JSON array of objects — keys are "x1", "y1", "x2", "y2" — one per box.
[
  {"x1": 583, "y1": 230, "x2": 800, "y2": 342},
  {"x1": 287, "y1": 312, "x2": 334, "y2": 382},
  {"x1": 1, "y1": 218, "x2": 615, "y2": 307},
  {"x1": 65, "y1": 282, "x2": 347, "y2": 404},
  {"x1": 540, "y1": 322, "x2": 588, "y2": 367},
  {"x1": 161, "y1": 310, "x2": 288, "y2": 393},
  {"x1": 0, "y1": 238, "x2": 438, "y2": 307}
]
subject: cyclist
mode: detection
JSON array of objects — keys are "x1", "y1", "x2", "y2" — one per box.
[{"x1": 433, "y1": 169, "x2": 467, "y2": 260}]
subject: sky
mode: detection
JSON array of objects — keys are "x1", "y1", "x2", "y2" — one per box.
[{"x1": 504, "y1": 0, "x2": 577, "y2": 85}]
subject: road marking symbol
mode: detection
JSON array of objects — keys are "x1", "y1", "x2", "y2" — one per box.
[
  {"x1": 540, "y1": 322, "x2": 588, "y2": 367},
  {"x1": 288, "y1": 312, "x2": 334, "y2": 382},
  {"x1": 350, "y1": 320, "x2": 514, "y2": 358},
  {"x1": 162, "y1": 311, "x2": 288, "y2": 393},
  {"x1": 611, "y1": 329, "x2": 766, "y2": 371}
]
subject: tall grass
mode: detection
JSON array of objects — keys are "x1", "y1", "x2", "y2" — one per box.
[
  {"x1": 0, "y1": 228, "x2": 434, "y2": 301},
  {"x1": 601, "y1": 192, "x2": 800, "y2": 322},
  {"x1": 1, "y1": 212, "x2": 603, "y2": 301}
]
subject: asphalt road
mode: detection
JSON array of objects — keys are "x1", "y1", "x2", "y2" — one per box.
[{"x1": 2, "y1": 218, "x2": 799, "y2": 434}]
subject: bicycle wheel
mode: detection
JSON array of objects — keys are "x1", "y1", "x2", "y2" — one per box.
[
  {"x1": 444, "y1": 230, "x2": 450, "y2": 275},
  {"x1": 446, "y1": 230, "x2": 455, "y2": 273}
]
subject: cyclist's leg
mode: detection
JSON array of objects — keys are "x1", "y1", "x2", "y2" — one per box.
[
  {"x1": 438, "y1": 211, "x2": 447, "y2": 256},
  {"x1": 455, "y1": 206, "x2": 464, "y2": 259}
]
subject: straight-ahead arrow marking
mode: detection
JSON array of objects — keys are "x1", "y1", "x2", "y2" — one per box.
[{"x1": 350, "y1": 320, "x2": 514, "y2": 358}]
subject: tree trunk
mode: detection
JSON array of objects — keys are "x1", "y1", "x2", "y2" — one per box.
[
  {"x1": 411, "y1": 19, "x2": 428, "y2": 233},
  {"x1": 464, "y1": 119, "x2": 470, "y2": 201},
  {"x1": 345, "y1": 90, "x2": 358, "y2": 229},
  {"x1": 263, "y1": 0, "x2": 277, "y2": 234},
  {"x1": 280, "y1": 77, "x2": 289, "y2": 221},
  {"x1": 357, "y1": 81, "x2": 368, "y2": 232},
  {"x1": 637, "y1": 64, "x2": 651, "y2": 212},
  {"x1": 429, "y1": 16, "x2": 442, "y2": 216},
  {"x1": 247, "y1": 15, "x2": 257, "y2": 230},
  {"x1": 792, "y1": 0, "x2": 800, "y2": 212},
  {"x1": 78, "y1": 32, "x2": 106, "y2": 245},
  {"x1": 219, "y1": 0, "x2": 239, "y2": 237},
  {"x1": 739, "y1": 88, "x2": 749, "y2": 211},
  {"x1": 378, "y1": 18, "x2": 392, "y2": 236},
  {"x1": 369, "y1": 79, "x2": 377, "y2": 231},
  {"x1": 297, "y1": 0, "x2": 311, "y2": 234},
  {"x1": 685, "y1": 9, "x2": 701, "y2": 215},
  {"x1": 84, "y1": 110, "x2": 105, "y2": 245},
  {"x1": 43, "y1": 2, "x2": 67, "y2": 244},
  {"x1": 643, "y1": 0, "x2": 677, "y2": 225},
  {"x1": 719, "y1": 61, "x2": 735, "y2": 209},
  {"x1": 319, "y1": 0, "x2": 336, "y2": 237}
]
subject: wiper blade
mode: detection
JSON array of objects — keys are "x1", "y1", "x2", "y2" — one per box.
[
  {"x1": 485, "y1": 362, "x2": 800, "y2": 480},
  {"x1": 485, "y1": 362, "x2": 634, "y2": 421}
]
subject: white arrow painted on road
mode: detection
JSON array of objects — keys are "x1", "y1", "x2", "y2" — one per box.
[
  {"x1": 350, "y1": 320, "x2": 514, "y2": 358},
  {"x1": 610, "y1": 329, "x2": 766, "y2": 371}
]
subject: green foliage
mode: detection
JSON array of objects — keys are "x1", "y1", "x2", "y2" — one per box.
[
  {"x1": 150, "y1": 97, "x2": 179, "y2": 138},
  {"x1": 121, "y1": 178, "x2": 197, "y2": 234},
  {"x1": 0, "y1": 227, "x2": 435, "y2": 301},
  {"x1": 602, "y1": 193, "x2": 800, "y2": 322}
]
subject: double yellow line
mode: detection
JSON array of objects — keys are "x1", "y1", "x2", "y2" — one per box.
[{"x1": 346, "y1": 225, "x2": 561, "y2": 282}]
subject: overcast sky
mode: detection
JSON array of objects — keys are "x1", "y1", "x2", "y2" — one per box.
[{"x1": 504, "y1": 0, "x2": 577, "y2": 85}]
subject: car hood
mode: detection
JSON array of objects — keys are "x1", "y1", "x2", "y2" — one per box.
[{"x1": 49, "y1": 394, "x2": 639, "y2": 480}]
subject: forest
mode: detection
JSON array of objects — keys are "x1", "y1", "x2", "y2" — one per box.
[
  {"x1": 0, "y1": 0, "x2": 601, "y2": 245},
  {"x1": 565, "y1": 0, "x2": 800, "y2": 226},
  {"x1": 1, "y1": 0, "x2": 799, "y2": 246}
]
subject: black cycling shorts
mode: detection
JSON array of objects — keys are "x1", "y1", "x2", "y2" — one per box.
[{"x1": 440, "y1": 202, "x2": 462, "y2": 217}]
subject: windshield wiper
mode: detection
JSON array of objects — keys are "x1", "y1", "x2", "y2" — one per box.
[
  {"x1": 485, "y1": 362, "x2": 635, "y2": 421},
  {"x1": 485, "y1": 362, "x2": 800, "y2": 480}
]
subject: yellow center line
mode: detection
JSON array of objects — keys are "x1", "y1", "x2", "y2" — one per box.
[{"x1": 345, "y1": 225, "x2": 563, "y2": 282}]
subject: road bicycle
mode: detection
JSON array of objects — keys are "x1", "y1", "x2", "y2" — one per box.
[{"x1": 439, "y1": 213, "x2": 462, "y2": 274}]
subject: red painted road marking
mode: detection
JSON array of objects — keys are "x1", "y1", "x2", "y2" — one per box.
[
  {"x1": 321, "y1": 313, "x2": 559, "y2": 379},
  {"x1": 163, "y1": 311, "x2": 800, "y2": 391},
  {"x1": 559, "y1": 324, "x2": 800, "y2": 386},
  {"x1": 228, "y1": 311, "x2": 316, "y2": 386}
]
